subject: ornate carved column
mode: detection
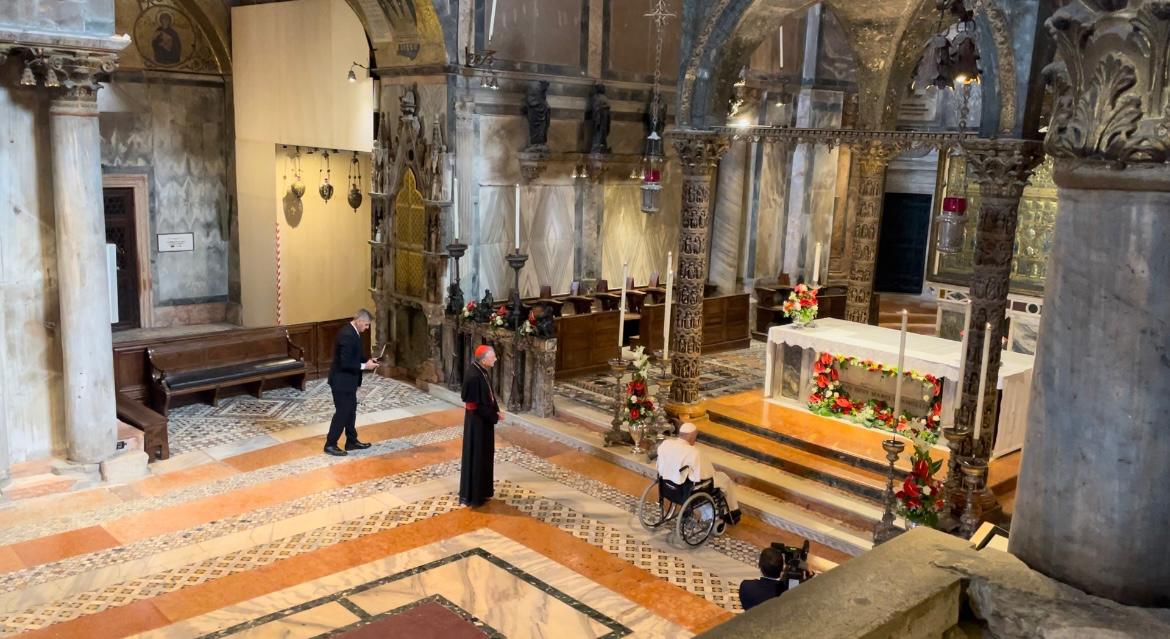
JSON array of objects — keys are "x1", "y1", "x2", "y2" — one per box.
[
  {"x1": 844, "y1": 141, "x2": 901, "y2": 324},
  {"x1": 955, "y1": 139, "x2": 1043, "y2": 461},
  {"x1": 45, "y1": 51, "x2": 120, "y2": 466},
  {"x1": 1009, "y1": 1, "x2": 1170, "y2": 608},
  {"x1": 667, "y1": 130, "x2": 729, "y2": 412}
]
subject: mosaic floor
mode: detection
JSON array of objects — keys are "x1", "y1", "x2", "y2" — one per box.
[
  {"x1": 0, "y1": 392, "x2": 843, "y2": 638},
  {"x1": 166, "y1": 377, "x2": 437, "y2": 456},
  {"x1": 556, "y1": 342, "x2": 766, "y2": 413}
]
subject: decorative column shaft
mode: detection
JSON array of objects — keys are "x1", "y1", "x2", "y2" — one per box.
[
  {"x1": 955, "y1": 139, "x2": 1043, "y2": 459},
  {"x1": 47, "y1": 54, "x2": 120, "y2": 464},
  {"x1": 1010, "y1": 1, "x2": 1170, "y2": 608},
  {"x1": 844, "y1": 141, "x2": 900, "y2": 324},
  {"x1": 668, "y1": 130, "x2": 729, "y2": 409}
]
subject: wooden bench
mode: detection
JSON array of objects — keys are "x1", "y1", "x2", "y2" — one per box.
[
  {"x1": 116, "y1": 393, "x2": 170, "y2": 461},
  {"x1": 147, "y1": 327, "x2": 308, "y2": 415}
]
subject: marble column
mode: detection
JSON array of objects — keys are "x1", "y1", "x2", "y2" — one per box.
[
  {"x1": 1009, "y1": 2, "x2": 1170, "y2": 607},
  {"x1": 844, "y1": 141, "x2": 900, "y2": 324},
  {"x1": 48, "y1": 54, "x2": 120, "y2": 465},
  {"x1": 667, "y1": 130, "x2": 729, "y2": 411},
  {"x1": 955, "y1": 139, "x2": 1042, "y2": 460}
]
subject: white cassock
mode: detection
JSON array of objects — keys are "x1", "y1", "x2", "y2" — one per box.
[{"x1": 655, "y1": 438, "x2": 740, "y2": 511}]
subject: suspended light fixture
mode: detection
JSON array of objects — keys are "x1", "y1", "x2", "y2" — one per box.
[
  {"x1": 347, "y1": 61, "x2": 369, "y2": 82},
  {"x1": 640, "y1": 0, "x2": 675, "y2": 214},
  {"x1": 19, "y1": 60, "x2": 36, "y2": 86},
  {"x1": 949, "y1": 21, "x2": 981, "y2": 85},
  {"x1": 913, "y1": 33, "x2": 954, "y2": 91}
]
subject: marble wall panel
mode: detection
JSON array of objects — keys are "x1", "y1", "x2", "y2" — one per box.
[
  {"x1": 709, "y1": 140, "x2": 750, "y2": 293},
  {"x1": 0, "y1": 74, "x2": 67, "y2": 464},
  {"x1": 1010, "y1": 316, "x2": 1039, "y2": 355},
  {"x1": 753, "y1": 143, "x2": 791, "y2": 280},
  {"x1": 0, "y1": 0, "x2": 115, "y2": 36},
  {"x1": 600, "y1": 158, "x2": 682, "y2": 288},
  {"x1": 100, "y1": 79, "x2": 230, "y2": 309},
  {"x1": 885, "y1": 150, "x2": 939, "y2": 195},
  {"x1": 520, "y1": 185, "x2": 575, "y2": 297},
  {"x1": 782, "y1": 89, "x2": 843, "y2": 283}
]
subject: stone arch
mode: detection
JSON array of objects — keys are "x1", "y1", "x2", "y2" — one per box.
[
  {"x1": 677, "y1": 0, "x2": 1018, "y2": 132},
  {"x1": 343, "y1": 0, "x2": 455, "y2": 68}
]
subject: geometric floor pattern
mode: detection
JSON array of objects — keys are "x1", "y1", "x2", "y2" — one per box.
[
  {"x1": 166, "y1": 377, "x2": 436, "y2": 456},
  {"x1": 555, "y1": 342, "x2": 767, "y2": 414},
  {"x1": 0, "y1": 383, "x2": 836, "y2": 638}
]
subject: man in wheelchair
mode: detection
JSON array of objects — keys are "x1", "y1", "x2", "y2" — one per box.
[{"x1": 655, "y1": 422, "x2": 742, "y2": 526}]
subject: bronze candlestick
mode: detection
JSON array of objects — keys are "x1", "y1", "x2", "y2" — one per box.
[
  {"x1": 959, "y1": 458, "x2": 989, "y2": 538},
  {"x1": 873, "y1": 438, "x2": 907, "y2": 544},
  {"x1": 603, "y1": 357, "x2": 634, "y2": 447},
  {"x1": 938, "y1": 425, "x2": 971, "y2": 532},
  {"x1": 647, "y1": 351, "x2": 674, "y2": 460}
]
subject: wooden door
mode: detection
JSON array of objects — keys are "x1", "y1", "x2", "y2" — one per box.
[{"x1": 103, "y1": 187, "x2": 141, "y2": 331}]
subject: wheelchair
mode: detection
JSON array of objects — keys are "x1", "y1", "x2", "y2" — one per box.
[{"x1": 637, "y1": 467, "x2": 732, "y2": 547}]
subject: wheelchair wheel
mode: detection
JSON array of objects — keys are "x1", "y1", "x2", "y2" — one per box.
[
  {"x1": 676, "y1": 492, "x2": 717, "y2": 547},
  {"x1": 638, "y1": 479, "x2": 668, "y2": 530},
  {"x1": 713, "y1": 519, "x2": 727, "y2": 536}
]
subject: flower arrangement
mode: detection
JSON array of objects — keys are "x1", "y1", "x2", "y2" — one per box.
[
  {"x1": 895, "y1": 445, "x2": 946, "y2": 527},
  {"x1": 621, "y1": 346, "x2": 656, "y2": 435},
  {"x1": 462, "y1": 300, "x2": 477, "y2": 320},
  {"x1": 489, "y1": 305, "x2": 508, "y2": 329},
  {"x1": 783, "y1": 284, "x2": 819, "y2": 325},
  {"x1": 807, "y1": 352, "x2": 943, "y2": 444},
  {"x1": 518, "y1": 310, "x2": 536, "y2": 336}
]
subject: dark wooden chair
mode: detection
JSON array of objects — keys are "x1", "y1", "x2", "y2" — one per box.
[
  {"x1": 645, "y1": 271, "x2": 666, "y2": 303},
  {"x1": 704, "y1": 282, "x2": 719, "y2": 297},
  {"x1": 116, "y1": 393, "x2": 170, "y2": 461},
  {"x1": 593, "y1": 278, "x2": 622, "y2": 311},
  {"x1": 565, "y1": 280, "x2": 596, "y2": 315},
  {"x1": 146, "y1": 327, "x2": 307, "y2": 415},
  {"x1": 535, "y1": 284, "x2": 564, "y2": 316}
]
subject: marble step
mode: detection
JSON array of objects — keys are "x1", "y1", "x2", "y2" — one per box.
[
  {"x1": 0, "y1": 472, "x2": 84, "y2": 502},
  {"x1": 696, "y1": 419, "x2": 888, "y2": 505}
]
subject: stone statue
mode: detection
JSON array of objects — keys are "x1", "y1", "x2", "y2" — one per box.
[
  {"x1": 642, "y1": 97, "x2": 667, "y2": 157},
  {"x1": 535, "y1": 306, "x2": 556, "y2": 338},
  {"x1": 586, "y1": 83, "x2": 611, "y2": 154},
  {"x1": 477, "y1": 289, "x2": 495, "y2": 323},
  {"x1": 521, "y1": 80, "x2": 551, "y2": 151}
]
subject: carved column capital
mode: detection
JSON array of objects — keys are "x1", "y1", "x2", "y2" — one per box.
[
  {"x1": 1045, "y1": 1, "x2": 1170, "y2": 167},
  {"x1": 853, "y1": 139, "x2": 904, "y2": 169},
  {"x1": 668, "y1": 129, "x2": 730, "y2": 173},
  {"x1": 963, "y1": 139, "x2": 1045, "y2": 200},
  {"x1": 0, "y1": 46, "x2": 117, "y2": 101}
]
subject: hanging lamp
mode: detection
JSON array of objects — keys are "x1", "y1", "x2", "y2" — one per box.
[{"x1": 640, "y1": 0, "x2": 674, "y2": 214}]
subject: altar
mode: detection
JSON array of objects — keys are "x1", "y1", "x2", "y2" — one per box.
[{"x1": 764, "y1": 318, "x2": 1034, "y2": 458}]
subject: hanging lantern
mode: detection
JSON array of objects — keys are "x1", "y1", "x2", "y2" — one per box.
[
  {"x1": 290, "y1": 150, "x2": 306, "y2": 199},
  {"x1": 318, "y1": 151, "x2": 334, "y2": 203},
  {"x1": 347, "y1": 152, "x2": 363, "y2": 211},
  {"x1": 949, "y1": 26, "x2": 981, "y2": 85},
  {"x1": 640, "y1": 135, "x2": 664, "y2": 214},
  {"x1": 913, "y1": 33, "x2": 954, "y2": 91},
  {"x1": 935, "y1": 196, "x2": 968, "y2": 254}
]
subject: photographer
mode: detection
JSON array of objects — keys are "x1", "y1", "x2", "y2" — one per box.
[{"x1": 739, "y1": 547, "x2": 789, "y2": 611}]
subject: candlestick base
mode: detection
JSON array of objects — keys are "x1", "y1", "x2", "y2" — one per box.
[
  {"x1": 604, "y1": 357, "x2": 635, "y2": 447},
  {"x1": 506, "y1": 250, "x2": 529, "y2": 329}
]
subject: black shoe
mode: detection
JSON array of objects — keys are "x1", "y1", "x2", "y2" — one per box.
[
  {"x1": 324, "y1": 444, "x2": 348, "y2": 457},
  {"x1": 344, "y1": 440, "x2": 372, "y2": 451},
  {"x1": 728, "y1": 509, "x2": 742, "y2": 525}
]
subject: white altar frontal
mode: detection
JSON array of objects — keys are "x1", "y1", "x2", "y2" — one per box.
[{"x1": 764, "y1": 318, "x2": 1034, "y2": 458}]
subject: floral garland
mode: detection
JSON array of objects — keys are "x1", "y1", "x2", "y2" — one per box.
[
  {"x1": 462, "y1": 300, "x2": 477, "y2": 320},
  {"x1": 621, "y1": 346, "x2": 655, "y2": 433},
  {"x1": 896, "y1": 446, "x2": 946, "y2": 527},
  {"x1": 488, "y1": 305, "x2": 507, "y2": 328},
  {"x1": 517, "y1": 310, "x2": 537, "y2": 336},
  {"x1": 807, "y1": 352, "x2": 943, "y2": 444},
  {"x1": 783, "y1": 284, "x2": 819, "y2": 324}
]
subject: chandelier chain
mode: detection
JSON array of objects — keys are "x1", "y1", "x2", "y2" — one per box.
[{"x1": 646, "y1": 0, "x2": 675, "y2": 134}]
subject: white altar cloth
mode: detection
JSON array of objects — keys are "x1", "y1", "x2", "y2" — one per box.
[{"x1": 764, "y1": 318, "x2": 1033, "y2": 458}]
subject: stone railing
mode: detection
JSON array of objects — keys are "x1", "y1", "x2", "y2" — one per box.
[
  {"x1": 699, "y1": 528, "x2": 1170, "y2": 639},
  {"x1": 441, "y1": 318, "x2": 556, "y2": 418}
]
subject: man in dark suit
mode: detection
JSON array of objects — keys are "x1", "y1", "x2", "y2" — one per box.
[
  {"x1": 324, "y1": 309, "x2": 379, "y2": 456},
  {"x1": 739, "y1": 547, "x2": 789, "y2": 611}
]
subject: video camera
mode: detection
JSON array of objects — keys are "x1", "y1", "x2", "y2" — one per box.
[{"x1": 770, "y1": 539, "x2": 814, "y2": 585}]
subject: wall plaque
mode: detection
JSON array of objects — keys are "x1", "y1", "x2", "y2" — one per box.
[{"x1": 157, "y1": 233, "x2": 194, "y2": 252}]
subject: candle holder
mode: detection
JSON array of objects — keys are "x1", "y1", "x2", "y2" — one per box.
[
  {"x1": 646, "y1": 351, "x2": 674, "y2": 461},
  {"x1": 506, "y1": 249, "x2": 529, "y2": 329},
  {"x1": 873, "y1": 438, "x2": 907, "y2": 544},
  {"x1": 603, "y1": 357, "x2": 635, "y2": 447},
  {"x1": 938, "y1": 425, "x2": 971, "y2": 532},
  {"x1": 445, "y1": 241, "x2": 468, "y2": 315},
  {"x1": 959, "y1": 458, "x2": 989, "y2": 539}
]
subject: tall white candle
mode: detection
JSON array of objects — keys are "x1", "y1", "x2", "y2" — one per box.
[
  {"x1": 973, "y1": 322, "x2": 993, "y2": 440},
  {"x1": 893, "y1": 309, "x2": 909, "y2": 420},
  {"x1": 453, "y1": 176, "x2": 460, "y2": 240},
  {"x1": 663, "y1": 252, "x2": 673, "y2": 358},
  {"x1": 513, "y1": 183, "x2": 520, "y2": 250},
  {"x1": 952, "y1": 301, "x2": 972, "y2": 424},
  {"x1": 663, "y1": 267, "x2": 674, "y2": 360},
  {"x1": 618, "y1": 262, "x2": 629, "y2": 349},
  {"x1": 812, "y1": 242, "x2": 822, "y2": 285},
  {"x1": 488, "y1": 0, "x2": 498, "y2": 41}
]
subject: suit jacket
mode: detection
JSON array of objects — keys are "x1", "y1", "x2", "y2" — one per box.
[
  {"x1": 739, "y1": 577, "x2": 788, "y2": 611},
  {"x1": 328, "y1": 324, "x2": 364, "y2": 392}
]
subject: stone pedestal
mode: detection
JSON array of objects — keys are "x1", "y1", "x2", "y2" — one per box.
[
  {"x1": 667, "y1": 130, "x2": 729, "y2": 410},
  {"x1": 49, "y1": 67, "x2": 119, "y2": 465},
  {"x1": 844, "y1": 141, "x2": 899, "y2": 324}
]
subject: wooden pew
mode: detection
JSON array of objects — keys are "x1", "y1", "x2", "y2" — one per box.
[
  {"x1": 554, "y1": 310, "x2": 621, "y2": 377},
  {"x1": 116, "y1": 393, "x2": 170, "y2": 461}
]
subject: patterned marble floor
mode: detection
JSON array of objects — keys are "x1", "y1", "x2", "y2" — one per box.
[
  {"x1": 556, "y1": 342, "x2": 767, "y2": 414},
  {"x1": 166, "y1": 377, "x2": 436, "y2": 456},
  {"x1": 0, "y1": 394, "x2": 844, "y2": 638}
]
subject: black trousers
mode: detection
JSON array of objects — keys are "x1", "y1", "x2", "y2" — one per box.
[{"x1": 326, "y1": 387, "x2": 358, "y2": 447}]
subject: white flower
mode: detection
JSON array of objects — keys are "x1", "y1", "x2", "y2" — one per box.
[{"x1": 923, "y1": 485, "x2": 932, "y2": 496}]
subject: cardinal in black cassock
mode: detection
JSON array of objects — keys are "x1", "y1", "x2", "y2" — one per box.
[{"x1": 460, "y1": 345, "x2": 501, "y2": 507}]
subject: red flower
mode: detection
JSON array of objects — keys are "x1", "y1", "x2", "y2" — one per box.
[
  {"x1": 901, "y1": 477, "x2": 921, "y2": 498},
  {"x1": 834, "y1": 397, "x2": 852, "y2": 410},
  {"x1": 645, "y1": 400, "x2": 654, "y2": 411},
  {"x1": 813, "y1": 360, "x2": 825, "y2": 374},
  {"x1": 630, "y1": 408, "x2": 640, "y2": 420},
  {"x1": 809, "y1": 394, "x2": 823, "y2": 404},
  {"x1": 934, "y1": 499, "x2": 945, "y2": 510},
  {"x1": 830, "y1": 368, "x2": 839, "y2": 382},
  {"x1": 913, "y1": 458, "x2": 930, "y2": 479},
  {"x1": 819, "y1": 352, "x2": 833, "y2": 366},
  {"x1": 816, "y1": 376, "x2": 829, "y2": 389},
  {"x1": 908, "y1": 497, "x2": 922, "y2": 509}
]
